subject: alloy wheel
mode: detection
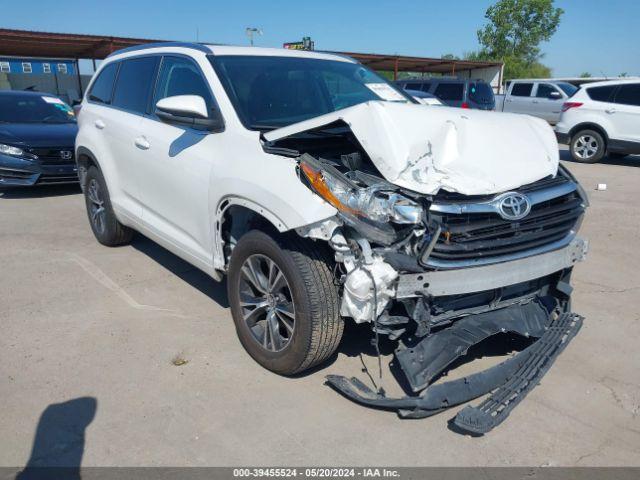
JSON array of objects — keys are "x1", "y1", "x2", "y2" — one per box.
[
  {"x1": 238, "y1": 254, "x2": 295, "y2": 352},
  {"x1": 574, "y1": 135, "x2": 599, "y2": 159},
  {"x1": 87, "y1": 178, "x2": 106, "y2": 235}
]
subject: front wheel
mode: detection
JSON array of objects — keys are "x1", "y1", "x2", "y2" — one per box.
[
  {"x1": 570, "y1": 129, "x2": 605, "y2": 163},
  {"x1": 227, "y1": 230, "x2": 343, "y2": 375},
  {"x1": 83, "y1": 166, "x2": 134, "y2": 246}
]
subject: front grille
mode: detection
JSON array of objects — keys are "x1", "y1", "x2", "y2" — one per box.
[
  {"x1": 429, "y1": 177, "x2": 585, "y2": 263},
  {"x1": 28, "y1": 147, "x2": 75, "y2": 164}
]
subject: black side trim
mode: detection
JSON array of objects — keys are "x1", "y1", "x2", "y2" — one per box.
[{"x1": 608, "y1": 139, "x2": 640, "y2": 155}]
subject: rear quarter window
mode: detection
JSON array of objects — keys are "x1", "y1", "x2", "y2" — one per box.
[
  {"x1": 586, "y1": 85, "x2": 617, "y2": 102},
  {"x1": 468, "y1": 82, "x2": 494, "y2": 103}
]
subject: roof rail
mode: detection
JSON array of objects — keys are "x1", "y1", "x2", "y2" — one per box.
[{"x1": 107, "y1": 41, "x2": 211, "y2": 58}]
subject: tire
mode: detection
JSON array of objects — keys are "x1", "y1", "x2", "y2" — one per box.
[
  {"x1": 570, "y1": 129, "x2": 605, "y2": 163},
  {"x1": 83, "y1": 166, "x2": 134, "y2": 246},
  {"x1": 227, "y1": 230, "x2": 343, "y2": 375}
]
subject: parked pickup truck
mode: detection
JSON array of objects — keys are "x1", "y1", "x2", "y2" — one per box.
[
  {"x1": 76, "y1": 43, "x2": 589, "y2": 434},
  {"x1": 495, "y1": 80, "x2": 578, "y2": 124}
]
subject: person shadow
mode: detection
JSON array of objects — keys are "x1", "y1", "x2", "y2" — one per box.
[{"x1": 16, "y1": 397, "x2": 97, "y2": 480}]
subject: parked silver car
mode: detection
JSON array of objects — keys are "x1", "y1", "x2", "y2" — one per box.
[{"x1": 495, "y1": 80, "x2": 578, "y2": 124}]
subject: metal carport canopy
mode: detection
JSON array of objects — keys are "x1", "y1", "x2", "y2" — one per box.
[{"x1": 0, "y1": 29, "x2": 504, "y2": 89}]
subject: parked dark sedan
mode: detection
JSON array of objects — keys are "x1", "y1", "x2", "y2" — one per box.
[{"x1": 0, "y1": 91, "x2": 78, "y2": 186}]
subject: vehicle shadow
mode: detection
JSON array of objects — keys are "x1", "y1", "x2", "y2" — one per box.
[
  {"x1": 560, "y1": 149, "x2": 640, "y2": 167},
  {"x1": 0, "y1": 184, "x2": 81, "y2": 199},
  {"x1": 15, "y1": 397, "x2": 97, "y2": 480},
  {"x1": 131, "y1": 235, "x2": 229, "y2": 308}
]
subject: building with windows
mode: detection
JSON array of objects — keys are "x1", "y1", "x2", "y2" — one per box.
[{"x1": 0, "y1": 57, "x2": 75, "y2": 75}]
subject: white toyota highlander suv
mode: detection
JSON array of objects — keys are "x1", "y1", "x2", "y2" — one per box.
[
  {"x1": 75, "y1": 42, "x2": 589, "y2": 434},
  {"x1": 555, "y1": 79, "x2": 640, "y2": 163}
]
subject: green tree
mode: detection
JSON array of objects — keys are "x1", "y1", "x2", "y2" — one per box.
[
  {"x1": 478, "y1": 0, "x2": 564, "y2": 62},
  {"x1": 441, "y1": 53, "x2": 460, "y2": 60},
  {"x1": 580, "y1": 72, "x2": 592, "y2": 78},
  {"x1": 619, "y1": 72, "x2": 628, "y2": 77},
  {"x1": 473, "y1": 0, "x2": 563, "y2": 79}
]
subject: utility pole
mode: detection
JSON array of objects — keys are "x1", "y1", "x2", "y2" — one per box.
[{"x1": 245, "y1": 27, "x2": 262, "y2": 46}]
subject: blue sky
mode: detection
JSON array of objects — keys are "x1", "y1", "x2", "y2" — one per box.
[{"x1": 2, "y1": 0, "x2": 638, "y2": 77}]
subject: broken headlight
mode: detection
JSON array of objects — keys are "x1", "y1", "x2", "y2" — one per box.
[{"x1": 300, "y1": 158, "x2": 423, "y2": 225}]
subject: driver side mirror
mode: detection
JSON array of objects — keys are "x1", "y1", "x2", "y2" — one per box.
[
  {"x1": 548, "y1": 91, "x2": 562, "y2": 100},
  {"x1": 155, "y1": 95, "x2": 224, "y2": 132}
]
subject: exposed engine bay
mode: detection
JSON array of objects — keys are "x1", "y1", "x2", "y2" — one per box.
[{"x1": 262, "y1": 103, "x2": 589, "y2": 434}]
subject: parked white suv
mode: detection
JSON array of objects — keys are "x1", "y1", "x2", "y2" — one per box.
[
  {"x1": 556, "y1": 80, "x2": 640, "y2": 163},
  {"x1": 75, "y1": 43, "x2": 588, "y2": 434}
]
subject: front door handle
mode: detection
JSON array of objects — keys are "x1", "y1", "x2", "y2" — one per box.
[
  {"x1": 605, "y1": 108, "x2": 616, "y2": 114},
  {"x1": 94, "y1": 119, "x2": 105, "y2": 129},
  {"x1": 134, "y1": 136, "x2": 150, "y2": 150}
]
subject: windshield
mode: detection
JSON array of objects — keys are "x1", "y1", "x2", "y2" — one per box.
[
  {"x1": 0, "y1": 94, "x2": 76, "y2": 124},
  {"x1": 468, "y1": 82, "x2": 495, "y2": 103},
  {"x1": 556, "y1": 82, "x2": 578, "y2": 97},
  {"x1": 210, "y1": 55, "x2": 411, "y2": 130}
]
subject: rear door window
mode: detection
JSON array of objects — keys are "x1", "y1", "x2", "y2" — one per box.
[
  {"x1": 111, "y1": 56, "x2": 159, "y2": 114},
  {"x1": 536, "y1": 83, "x2": 559, "y2": 98},
  {"x1": 434, "y1": 82, "x2": 464, "y2": 101},
  {"x1": 88, "y1": 62, "x2": 119, "y2": 104},
  {"x1": 511, "y1": 83, "x2": 534, "y2": 97},
  {"x1": 614, "y1": 84, "x2": 640, "y2": 107},
  {"x1": 586, "y1": 85, "x2": 617, "y2": 102}
]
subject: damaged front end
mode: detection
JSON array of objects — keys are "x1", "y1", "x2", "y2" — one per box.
[{"x1": 265, "y1": 103, "x2": 589, "y2": 434}]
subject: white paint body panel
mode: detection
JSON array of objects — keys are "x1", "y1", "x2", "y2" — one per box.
[
  {"x1": 76, "y1": 45, "x2": 337, "y2": 278},
  {"x1": 265, "y1": 101, "x2": 559, "y2": 196}
]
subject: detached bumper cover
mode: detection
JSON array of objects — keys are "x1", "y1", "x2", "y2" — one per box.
[{"x1": 326, "y1": 307, "x2": 583, "y2": 435}]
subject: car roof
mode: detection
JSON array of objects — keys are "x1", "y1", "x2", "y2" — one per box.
[
  {"x1": 107, "y1": 42, "x2": 355, "y2": 64},
  {"x1": 580, "y1": 79, "x2": 640, "y2": 88}
]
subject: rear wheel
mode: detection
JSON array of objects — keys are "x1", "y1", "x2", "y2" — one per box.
[
  {"x1": 570, "y1": 129, "x2": 605, "y2": 163},
  {"x1": 83, "y1": 166, "x2": 133, "y2": 246},
  {"x1": 227, "y1": 230, "x2": 343, "y2": 375}
]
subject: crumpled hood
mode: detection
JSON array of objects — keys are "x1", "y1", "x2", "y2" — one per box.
[{"x1": 264, "y1": 101, "x2": 559, "y2": 196}]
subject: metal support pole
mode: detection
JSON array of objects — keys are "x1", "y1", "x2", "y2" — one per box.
[
  {"x1": 393, "y1": 58, "x2": 399, "y2": 81},
  {"x1": 75, "y1": 59, "x2": 83, "y2": 97}
]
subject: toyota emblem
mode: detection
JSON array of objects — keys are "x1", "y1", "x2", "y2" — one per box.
[
  {"x1": 60, "y1": 150, "x2": 72, "y2": 160},
  {"x1": 497, "y1": 192, "x2": 531, "y2": 220}
]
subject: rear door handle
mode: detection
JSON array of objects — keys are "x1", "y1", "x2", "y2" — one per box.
[
  {"x1": 605, "y1": 108, "x2": 616, "y2": 114},
  {"x1": 134, "y1": 136, "x2": 150, "y2": 150},
  {"x1": 532, "y1": 100, "x2": 539, "y2": 104},
  {"x1": 94, "y1": 119, "x2": 105, "y2": 129}
]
